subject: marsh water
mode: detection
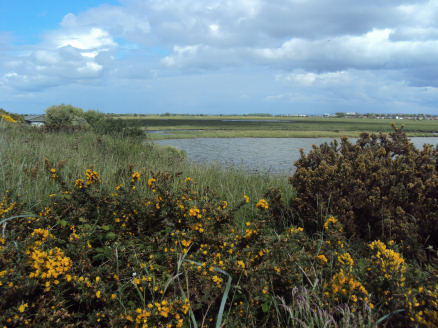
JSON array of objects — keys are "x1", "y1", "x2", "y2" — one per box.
[{"x1": 156, "y1": 137, "x2": 438, "y2": 174}]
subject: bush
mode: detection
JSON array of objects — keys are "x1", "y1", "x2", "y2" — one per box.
[
  {"x1": 289, "y1": 126, "x2": 438, "y2": 260},
  {"x1": 92, "y1": 117, "x2": 144, "y2": 138},
  {"x1": 45, "y1": 104, "x2": 84, "y2": 126}
]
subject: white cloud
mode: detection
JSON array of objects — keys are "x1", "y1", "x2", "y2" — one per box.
[
  {"x1": 2, "y1": 0, "x2": 438, "y2": 114},
  {"x1": 52, "y1": 27, "x2": 116, "y2": 51},
  {"x1": 1, "y1": 25, "x2": 118, "y2": 91}
]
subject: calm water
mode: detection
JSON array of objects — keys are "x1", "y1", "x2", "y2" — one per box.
[{"x1": 156, "y1": 137, "x2": 438, "y2": 174}]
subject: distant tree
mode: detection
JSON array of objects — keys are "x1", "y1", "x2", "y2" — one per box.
[
  {"x1": 335, "y1": 112, "x2": 346, "y2": 117},
  {"x1": 83, "y1": 110, "x2": 105, "y2": 128},
  {"x1": 45, "y1": 104, "x2": 84, "y2": 126}
]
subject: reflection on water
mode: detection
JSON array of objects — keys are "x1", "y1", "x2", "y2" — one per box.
[{"x1": 156, "y1": 137, "x2": 438, "y2": 174}]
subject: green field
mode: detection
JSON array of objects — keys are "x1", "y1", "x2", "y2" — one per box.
[{"x1": 119, "y1": 115, "x2": 438, "y2": 139}]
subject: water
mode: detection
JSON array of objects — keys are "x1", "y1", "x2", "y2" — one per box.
[{"x1": 156, "y1": 137, "x2": 438, "y2": 174}]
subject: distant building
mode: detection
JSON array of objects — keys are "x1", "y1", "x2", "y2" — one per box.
[{"x1": 24, "y1": 115, "x2": 46, "y2": 127}]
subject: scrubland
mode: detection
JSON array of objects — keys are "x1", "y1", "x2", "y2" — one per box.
[{"x1": 1, "y1": 117, "x2": 437, "y2": 327}]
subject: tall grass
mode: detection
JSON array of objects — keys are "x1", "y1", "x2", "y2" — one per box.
[{"x1": 0, "y1": 121, "x2": 292, "y2": 209}]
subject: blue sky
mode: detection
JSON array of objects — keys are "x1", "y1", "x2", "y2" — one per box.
[{"x1": 1, "y1": 0, "x2": 438, "y2": 115}]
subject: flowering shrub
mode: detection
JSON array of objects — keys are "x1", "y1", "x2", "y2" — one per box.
[
  {"x1": 0, "y1": 155, "x2": 437, "y2": 326},
  {"x1": 290, "y1": 126, "x2": 438, "y2": 261},
  {"x1": 0, "y1": 114, "x2": 17, "y2": 123}
]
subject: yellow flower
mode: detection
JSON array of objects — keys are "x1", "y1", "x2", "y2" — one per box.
[
  {"x1": 181, "y1": 239, "x2": 192, "y2": 247},
  {"x1": 243, "y1": 195, "x2": 250, "y2": 203},
  {"x1": 256, "y1": 199, "x2": 269, "y2": 209},
  {"x1": 189, "y1": 207, "x2": 200, "y2": 217},
  {"x1": 147, "y1": 178, "x2": 156, "y2": 187},
  {"x1": 317, "y1": 254, "x2": 328, "y2": 264},
  {"x1": 131, "y1": 171, "x2": 140, "y2": 182},
  {"x1": 323, "y1": 216, "x2": 338, "y2": 231},
  {"x1": 96, "y1": 290, "x2": 101, "y2": 298},
  {"x1": 1, "y1": 114, "x2": 17, "y2": 123},
  {"x1": 18, "y1": 303, "x2": 28, "y2": 313}
]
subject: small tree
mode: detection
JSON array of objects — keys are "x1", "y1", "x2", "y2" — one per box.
[
  {"x1": 83, "y1": 110, "x2": 105, "y2": 128},
  {"x1": 45, "y1": 104, "x2": 83, "y2": 126}
]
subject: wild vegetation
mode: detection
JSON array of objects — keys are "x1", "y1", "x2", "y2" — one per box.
[
  {"x1": 1, "y1": 112, "x2": 438, "y2": 327},
  {"x1": 118, "y1": 115, "x2": 438, "y2": 139},
  {"x1": 43, "y1": 104, "x2": 144, "y2": 138}
]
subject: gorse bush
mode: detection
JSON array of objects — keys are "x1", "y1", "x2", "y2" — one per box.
[
  {"x1": 2, "y1": 162, "x2": 438, "y2": 327},
  {"x1": 0, "y1": 108, "x2": 23, "y2": 123},
  {"x1": 290, "y1": 126, "x2": 438, "y2": 260}
]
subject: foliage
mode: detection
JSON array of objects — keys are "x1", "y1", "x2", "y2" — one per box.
[
  {"x1": 44, "y1": 105, "x2": 144, "y2": 137},
  {"x1": 0, "y1": 108, "x2": 23, "y2": 123},
  {"x1": 45, "y1": 104, "x2": 84, "y2": 127},
  {"x1": 1, "y1": 162, "x2": 437, "y2": 327},
  {"x1": 1, "y1": 122, "x2": 438, "y2": 327},
  {"x1": 91, "y1": 117, "x2": 144, "y2": 138},
  {"x1": 290, "y1": 126, "x2": 438, "y2": 260}
]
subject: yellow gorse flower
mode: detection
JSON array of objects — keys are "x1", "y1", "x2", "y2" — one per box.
[
  {"x1": 147, "y1": 178, "x2": 156, "y2": 187},
  {"x1": 324, "y1": 216, "x2": 338, "y2": 231},
  {"x1": 0, "y1": 114, "x2": 17, "y2": 123},
  {"x1": 27, "y1": 246, "x2": 72, "y2": 281},
  {"x1": 131, "y1": 171, "x2": 140, "y2": 181},
  {"x1": 256, "y1": 198, "x2": 269, "y2": 209},
  {"x1": 369, "y1": 240, "x2": 406, "y2": 282},
  {"x1": 0, "y1": 192, "x2": 16, "y2": 219},
  {"x1": 18, "y1": 303, "x2": 28, "y2": 313},
  {"x1": 317, "y1": 254, "x2": 328, "y2": 264},
  {"x1": 237, "y1": 260, "x2": 245, "y2": 269},
  {"x1": 74, "y1": 179, "x2": 85, "y2": 189},
  {"x1": 85, "y1": 169, "x2": 101, "y2": 185}
]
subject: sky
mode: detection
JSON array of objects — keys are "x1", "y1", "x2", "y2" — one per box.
[{"x1": 1, "y1": 0, "x2": 438, "y2": 115}]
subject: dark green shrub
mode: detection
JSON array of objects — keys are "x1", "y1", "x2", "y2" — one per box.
[
  {"x1": 92, "y1": 117, "x2": 144, "y2": 138},
  {"x1": 45, "y1": 104, "x2": 84, "y2": 126},
  {"x1": 289, "y1": 127, "x2": 438, "y2": 260}
]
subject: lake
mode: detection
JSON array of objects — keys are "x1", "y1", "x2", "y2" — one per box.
[{"x1": 156, "y1": 137, "x2": 438, "y2": 174}]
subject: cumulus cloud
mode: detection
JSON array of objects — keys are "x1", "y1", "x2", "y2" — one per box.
[
  {"x1": 59, "y1": 6, "x2": 150, "y2": 43},
  {"x1": 2, "y1": 0, "x2": 438, "y2": 113},
  {"x1": 269, "y1": 69, "x2": 438, "y2": 113},
  {"x1": 1, "y1": 26, "x2": 117, "y2": 91}
]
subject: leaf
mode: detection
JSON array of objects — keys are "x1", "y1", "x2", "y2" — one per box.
[
  {"x1": 105, "y1": 232, "x2": 116, "y2": 240},
  {"x1": 101, "y1": 225, "x2": 111, "y2": 231},
  {"x1": 261, "y1": 301, "x2": 270, "y2": 313},
  {"x1": 61, "y1": 194, "x2": 72, "y2": 200}
]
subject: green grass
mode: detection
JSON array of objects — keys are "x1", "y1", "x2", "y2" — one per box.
[
  {"x1": 0, "y1": 121, "x2": 292, "y2": 209},
  {"x1": 118, "y1": 116, "x2": 438, "y2": 139}
]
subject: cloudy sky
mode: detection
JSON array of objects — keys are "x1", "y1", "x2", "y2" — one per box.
[{"x1": 1, "y1": 0, "x2": 438, "y2": 115}]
